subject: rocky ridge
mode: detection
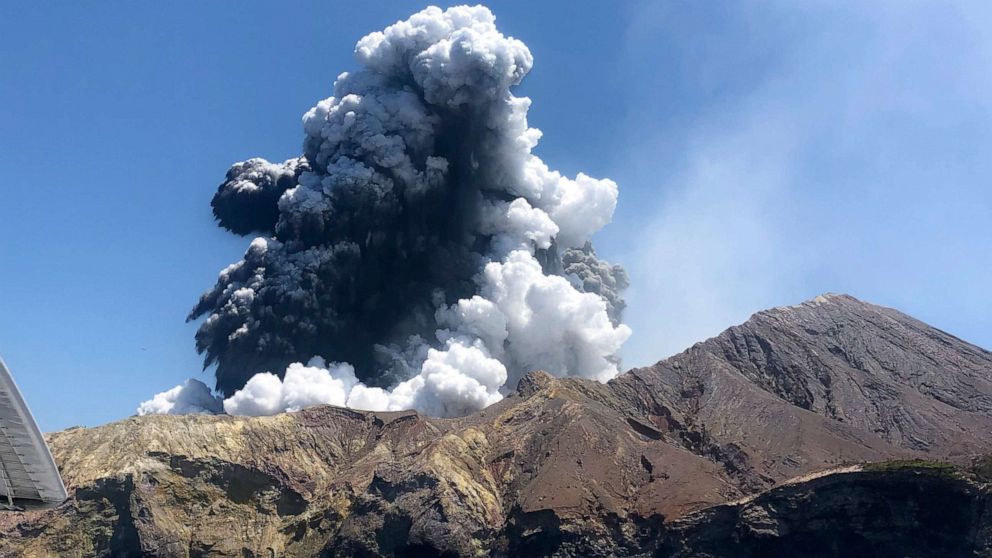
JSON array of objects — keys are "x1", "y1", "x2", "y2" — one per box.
[{"x1": 1, "y1": 293, "x2": 991, "y2": 557}]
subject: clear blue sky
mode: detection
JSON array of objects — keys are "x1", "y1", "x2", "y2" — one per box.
[{"x1": 2, "y1": 2, "x2": 990, "y2": 431}]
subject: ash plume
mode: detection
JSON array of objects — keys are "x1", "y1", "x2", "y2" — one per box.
[
  {"x1": 562, "y1": 243, "x2": 629, "y2": 325},
  {"x1": 164, "y1": 5, "x2": 630, "y2": 418},
  {"x1": 211, "y1": 157, "x2": 310, "y2": 235}
]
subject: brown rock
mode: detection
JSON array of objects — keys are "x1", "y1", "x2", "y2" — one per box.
[{"x1": 2, "y1": 294, "x2": 990, "y2": 557}]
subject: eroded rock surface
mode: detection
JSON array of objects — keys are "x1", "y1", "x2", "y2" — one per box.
[{"x1": 2, "y1": 294, "x2": 990, "y2": 557}]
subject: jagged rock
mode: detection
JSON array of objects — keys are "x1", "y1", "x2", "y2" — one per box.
[
  {"x1": 662, "y1": 464, "x2": 992, "y2": 558},
  {"x1": 1, "y1": 294, "x2": 990, "y2": 557}
]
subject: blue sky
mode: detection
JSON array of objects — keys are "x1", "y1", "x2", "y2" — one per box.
[{"x1": 2, "y1": 2, "x2": 989, "y2": 431}]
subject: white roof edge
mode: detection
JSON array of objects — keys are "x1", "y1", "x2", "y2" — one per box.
[{"x1": 0, "y1": 356, "x2": 68, "y2": 509}]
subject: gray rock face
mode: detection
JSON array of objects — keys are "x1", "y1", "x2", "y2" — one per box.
[
  {"x1": 615, "y1": 293, "x2": 992, "y2": 468},
  {"x1": 2, "y1": 293, "x2": 991, "y2": 557}
]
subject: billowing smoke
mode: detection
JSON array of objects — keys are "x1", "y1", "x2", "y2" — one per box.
[
  {"x1": 141, "y1": 5, "x2": 630, "y2": 418},
  {"x1": 136, "y1": 379, "x2": 222, "y2": 416}
]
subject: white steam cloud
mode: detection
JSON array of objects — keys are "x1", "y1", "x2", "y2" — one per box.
[{"x1": 136, "y1": 379, "x2": 222, "y2": 416}]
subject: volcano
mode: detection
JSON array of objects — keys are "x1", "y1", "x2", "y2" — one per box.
[{"x1": 3, "y1": 294, "x2": 991, "y2": 557}]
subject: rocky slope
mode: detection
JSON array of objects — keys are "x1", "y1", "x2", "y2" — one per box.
[
  {"x1": 613, "y1": 293, "x2": 992, "y2": 485},
  {"x1": 0, "y1": 375, "x2": 741, "y2": 557},
  {"x1": 662, "y1": 462, "x2": 992, "y2": 558},
  {"x1": 2, "y1": 294, "x2": 991, "y2": 557}
]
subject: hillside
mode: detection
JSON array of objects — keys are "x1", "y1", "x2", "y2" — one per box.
[
  {"x1": 612, "y1": 293, "x2": 992, "y2": 484},
  {"x1": 2, "y1": 294, "x2": 990, "y2": 557}
]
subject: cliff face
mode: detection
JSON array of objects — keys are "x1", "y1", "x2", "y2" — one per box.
[
  {"x1": 2, "y1": 294, "x2": 991, "y2": 557},
  {"x1": 663, "y1": 464, "x2": 992, "y2": 558}
]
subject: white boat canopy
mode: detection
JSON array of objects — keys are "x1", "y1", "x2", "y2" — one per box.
[{"x1": 0, "y1": 357, "x2": 67, "y2": 510}]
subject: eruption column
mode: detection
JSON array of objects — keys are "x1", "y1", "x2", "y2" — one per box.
[{"x1": 143, "y1": 5, "x2": 630, "y2": 418}]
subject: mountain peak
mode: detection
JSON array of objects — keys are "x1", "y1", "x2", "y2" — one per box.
[
  {"x1": 767, "y1": 292, "x2": 872, "y2": 315},
  {"x1": 805, "y1": 291, "x2": 858, "y2": 305},
  {"x1": 627, "y1": 292, "x2": 992, "y2": 457}
]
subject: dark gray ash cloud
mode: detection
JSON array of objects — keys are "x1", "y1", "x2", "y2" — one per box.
[{"x1": 167, "y1": 5, "x2": 629, "y2": 417}]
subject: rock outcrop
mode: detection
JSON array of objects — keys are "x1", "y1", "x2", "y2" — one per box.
[
  {"x1": 662, "y1": 462, "x2": 992, "y2": 558},
  {"x1": 1, "y1": 294, "x2": 990, "y2": 557}
]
